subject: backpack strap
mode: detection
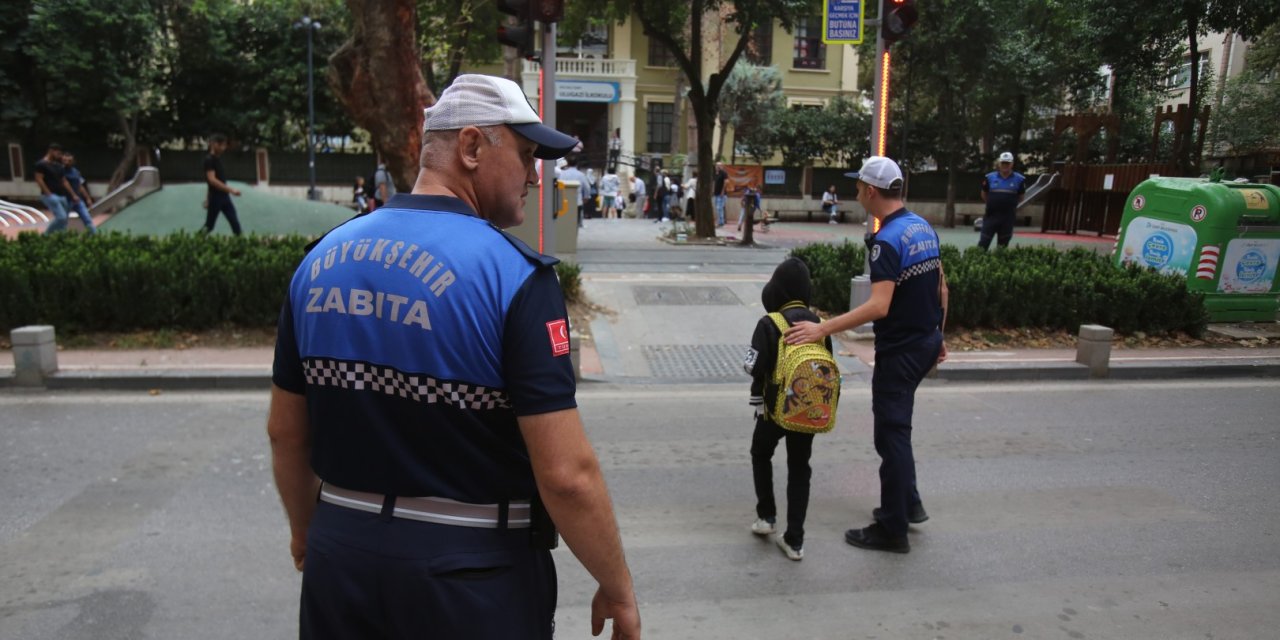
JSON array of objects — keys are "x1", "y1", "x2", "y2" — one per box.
[{"x1": 767, "y1": 301, "x2": 807, "y2": 333}]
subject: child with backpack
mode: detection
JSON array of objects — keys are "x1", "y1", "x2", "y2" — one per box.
[{"x1": 743, "y1": 257, "x2": 840, "y2": 561}]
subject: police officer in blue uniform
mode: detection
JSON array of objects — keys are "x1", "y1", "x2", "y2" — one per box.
[
  {"x1": 267, "y1": 74, "x2": 640, "y2": 639},
  {"x1": 784, "y1": 156, "x2": 948, "y2": 554},
  {"x1": 979, "y1": 151, "x2": 1026, "y2": 250}
]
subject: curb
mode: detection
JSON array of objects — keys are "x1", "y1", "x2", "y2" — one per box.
[{"x1": 3, "y1": 360, "x2": 1279, "y2": 391}]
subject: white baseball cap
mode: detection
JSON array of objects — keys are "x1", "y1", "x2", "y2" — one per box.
[
  {"x1": 998, "y1": 151, "x2": 1014, "y2": 163},
  {"x1": 845, "y1": 156, "x2": 904, "y2": 190},
  {"x1": 423, "y1": 74, "x2": 578, "y2": 160}
]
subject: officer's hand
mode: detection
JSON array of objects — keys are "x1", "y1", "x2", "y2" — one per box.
[
  {"x1": 784, "y1": 321, "x2": 824, "y2": 346},
  {"x1": 590, "y1": 588, "x2": 640, "y2": 639},
  {"x1": 290, "y1": 533, "x2": 306, "y2": 572},
  {"x1": 231, "y1": 188, "x2": 242, "y2": 197},
  {"x1": 937, "y1": 340, "x2": 948, "y2": 365}
]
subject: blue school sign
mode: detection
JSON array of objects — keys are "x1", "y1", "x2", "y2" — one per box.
[{"x1": 823, "y1": 0, "x2": 863, "y2": 44}]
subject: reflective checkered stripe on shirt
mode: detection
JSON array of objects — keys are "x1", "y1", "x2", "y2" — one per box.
[
  {"x1": 897, "y1": 257, "x2": 941, "y2": 285},
  {"x1": 303, "y1": 358, "x2": 511, "y2": 410}
]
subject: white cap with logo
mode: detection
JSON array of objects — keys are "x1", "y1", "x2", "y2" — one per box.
[
  {"x1": 998, "y1": 151, "x2": 1014, "y2": 163},
  {"x1": 423, "y1": 74, "x2": 579, "y2": 160},
  {"x1": 845, "y1": 156, "x2": 904, "y2": 190}
]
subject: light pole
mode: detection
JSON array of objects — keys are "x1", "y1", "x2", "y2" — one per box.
[{"x1": 295, "y1": 16, "x2": 322, "y2": 201}]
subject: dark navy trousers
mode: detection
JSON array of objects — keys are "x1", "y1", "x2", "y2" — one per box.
[
  {"x1": 871, "y1": 332, "x2": 942, "y2": 536},
  {"x1": 204, "y1": 193, "x2": 242, "y2": 236},
  {"x1": 300, "y1": 501, "x2": 557, "y2": 640}
]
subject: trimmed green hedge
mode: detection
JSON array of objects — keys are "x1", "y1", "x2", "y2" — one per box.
[
  {"x1": 0, "y1": 233, "x2": 592, "y2": 334},
  {"x1": 792, "y1": 243, "x2": 1207, "y2": 336},
  {"x1": 0, "y1": 232, "x2": 311, "y2": 332},
  {"x1": 789, "y1": 240, "x2": 866, "y2": 312}
]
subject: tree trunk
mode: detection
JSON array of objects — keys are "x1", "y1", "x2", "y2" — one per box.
[
  {"x1": 330, "y1": 0, "x2": 433, "y2": 191},
  {"x1": 693, "y1": 102, "x2": 716, "y2": 238},
  {"x1": 109, "y1": 111, "x2": 139, "y2": 191}
]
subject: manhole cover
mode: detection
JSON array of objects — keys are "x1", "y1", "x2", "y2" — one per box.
[
  {"x1": 642, "y1": 344, "x2": 749, "y2": 378},
  {"x1": 632, "y1": 285, "x2": 741, "y2": 306}
]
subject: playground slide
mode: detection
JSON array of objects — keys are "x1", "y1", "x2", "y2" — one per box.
[
  {"x1": 1017, "y1": 172, "x2": 1059, "y2": 210},
  {"x1": 90, "y1": 166, "x2": 162, "y2": 216}
]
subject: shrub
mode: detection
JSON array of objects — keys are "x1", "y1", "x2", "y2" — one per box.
[
  {"x1": 0, "y1": 232, "x2": 311, "y2": 333},
  {"x1": 796, "y1": 242, "x2": 1207, "y2": 336},
  {"x1": 789, "y1": 240, "x2": 866, "y2": 311},
  {"x1": 555, "y1": 260, "x2": 583, "y2": 304}
]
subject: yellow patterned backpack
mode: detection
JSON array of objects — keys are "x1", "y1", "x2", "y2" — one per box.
[{"x1": 767, "y1": 311, "x2": 841, "y2": 434}]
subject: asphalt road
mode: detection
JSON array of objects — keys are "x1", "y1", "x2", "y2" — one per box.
[{"x1": 1, "y1": 379, "x2": 1277, "y2": 639}]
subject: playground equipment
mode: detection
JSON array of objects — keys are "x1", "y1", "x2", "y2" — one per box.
[
  {"x1": 90, "y1": 166, "x2": 161, "y2": 215},
  {"x1": 0, "y1": 199, "x2": 48, "y2": 228}
]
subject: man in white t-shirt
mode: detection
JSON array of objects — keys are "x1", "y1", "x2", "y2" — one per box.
[{"x1": 600, "y1": 170, "x2": 621, "y2": 219}]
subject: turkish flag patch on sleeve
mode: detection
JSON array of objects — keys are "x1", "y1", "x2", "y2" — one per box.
[{"x1": 545, "y1": 319, "x2": 570, "y2": 357}]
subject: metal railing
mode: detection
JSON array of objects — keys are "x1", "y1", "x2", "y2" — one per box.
[{"x1": 522, "y1": 58, "x2": 636, "y2": 78}]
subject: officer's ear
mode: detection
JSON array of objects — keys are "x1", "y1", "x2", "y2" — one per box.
[{"x1": 456, "y1": 127, "x2": 484, "y2": 171}]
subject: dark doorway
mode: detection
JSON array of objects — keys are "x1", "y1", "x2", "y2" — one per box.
[{"x1": 557, "y1": 101, "x2": 609, "y2": 172}]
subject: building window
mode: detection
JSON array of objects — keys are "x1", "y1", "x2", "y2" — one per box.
[
  {"x1": 648, "y1": 38, "x2": 677, "y2": 67},
  {"x1": 793, "y1": 16, "x2": 825, "y2": 70},
  {"x1": 1164, "y1": 52, "x2": 1211, "y2": 89},
  {"x1": 646, "y1": 103, "x2": 674, "y2": 153},
  {"x1": 745, "y1": 20, "x2": 772, "y2": 66}
]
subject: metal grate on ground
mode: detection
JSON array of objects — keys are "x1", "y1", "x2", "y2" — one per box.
[
  {"x1": 632, "y1": 285, "x2": 741, "y2": 306},
  {"x1": 642, "y1": 344, "x2": 750, "y2": 379}
]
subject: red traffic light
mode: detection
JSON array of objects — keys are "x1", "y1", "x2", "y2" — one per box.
[{"x1": 881, "y1": 0, "x2": 919, "y2": 43}]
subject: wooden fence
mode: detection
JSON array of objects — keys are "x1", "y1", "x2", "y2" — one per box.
[{"x1": 1042, "y1": 163, "x2": 1179, "y2": 235}]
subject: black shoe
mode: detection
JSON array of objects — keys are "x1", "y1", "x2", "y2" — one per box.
[
  {"x1": 845, "y1": 523, "x2": 910, "y2": 553},
  {"x1": 873, "y1": 504, "x2": 929, "y2": 525}
]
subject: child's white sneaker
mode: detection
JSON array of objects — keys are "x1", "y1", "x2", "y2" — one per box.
[
  {"x1": 775, "y1": 535, "x2": 804, "y2": 561},
  {"x1": 750, "y1": 518, "x2": 775, "y2": 536}
]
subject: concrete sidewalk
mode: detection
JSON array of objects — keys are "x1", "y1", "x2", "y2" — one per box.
[{"x1": 4, "y1": 218, "x2": 1280, "y2": 388}]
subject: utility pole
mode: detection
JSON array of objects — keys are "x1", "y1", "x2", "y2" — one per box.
[
  {"x1": 295, "y1": 16, "x2": 322, "y2": 201},
  {"x1": 540, "y1": 21, "x2": 558, "y2": 256}
]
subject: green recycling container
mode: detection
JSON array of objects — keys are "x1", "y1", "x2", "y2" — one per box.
[{"x1": 1114, "y1": 177, "x2": 1280, "y2": 322}]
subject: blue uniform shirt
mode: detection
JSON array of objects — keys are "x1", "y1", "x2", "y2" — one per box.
[
  {"x1": 868, "y1": 208, "x2": 944, "y2": 354},
  {"x1": 272, "y1": 194, "x2": 576, "y2": 503},
  {"x1": 982, "y1": 170, "x2": 1026, "y2": 215}
]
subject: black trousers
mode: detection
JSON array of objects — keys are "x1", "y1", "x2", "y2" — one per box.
[
  {"x1": 204, "y1": 194, "x2": 242, "y2": 236},
  {"x1": 751, "y1": 418, "x2": 815, "y2": 546},
  {"x1": 978, "y1": 209, "x2": 1014, "y2": 249},
  {"x1": 300, "y1": 501, "x2": 557, "y2": 640},
  {"x1": 871, "y1": 332, "x2": 942, "y2": 536}
]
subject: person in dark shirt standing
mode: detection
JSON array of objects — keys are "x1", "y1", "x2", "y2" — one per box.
[
  {"x1": 978, "y1": 151, "x2": 1026, "y2": 250},
  {"x1": 713, "y1": 162, "x2": 729, "y2": 226},
  {"x1": 201, "y1": 134, "x2": 242, "y2": 236},
  {"x1": 785, "y1": 156, "x2": 948, "y2": 554},
  {"x1": 34, "y1": 143, "x2": 79, "y2": 235}
]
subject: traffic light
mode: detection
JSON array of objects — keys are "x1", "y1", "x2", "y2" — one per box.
[
  {"x1": 532, "y1": 0, "x2": 563, "y2": 23},
  {"x1": 496, "y1": 0, "x2": 536, "y2": 60},
  {"x1": 881, "y1": 0, "x2": 919, "y2": 43}
]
